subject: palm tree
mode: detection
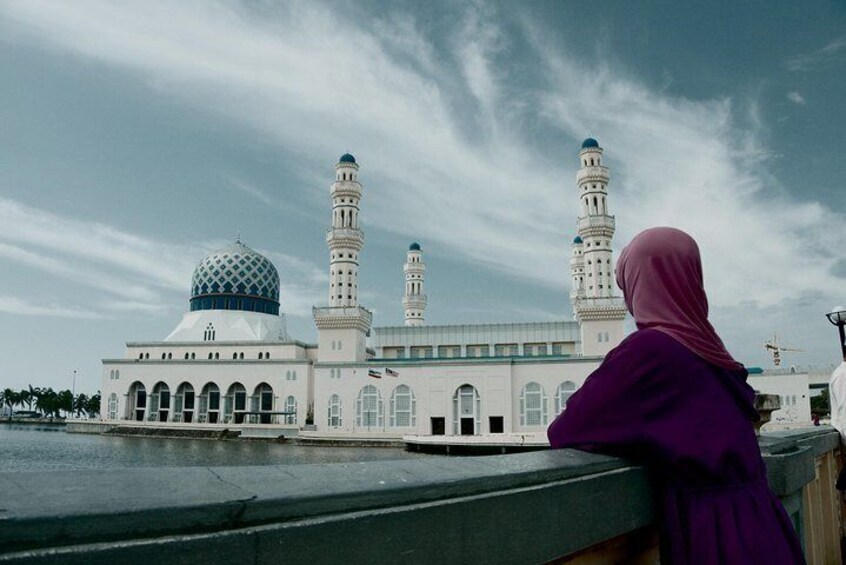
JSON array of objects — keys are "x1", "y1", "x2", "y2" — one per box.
[
  {"x1": 57, "y1": 389, "x2": 73, "y2": 418},
  {"x1": 27, "y1": 385, "x2": 38, "y2": 410},
  {"x1": 2, "y1": 388, "x2": 19, "y2": 420},
  {"x1": 72, "y1": 393, "x2": 88, "y2": 418},
  {"x1": 86, "y1": 393, "x2": 101, "y2": 418},
  {"x1": 18, "y1": 389, "x2": 31, "y2": 413}
]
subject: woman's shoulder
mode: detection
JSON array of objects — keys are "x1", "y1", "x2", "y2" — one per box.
[{"x1": 611, "y1": 328, "x2": 680, "y2": 356}]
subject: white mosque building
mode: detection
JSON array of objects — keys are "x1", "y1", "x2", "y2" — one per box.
[{"x1": 99, "y1": 140, "x2": 807, "y2": 438}]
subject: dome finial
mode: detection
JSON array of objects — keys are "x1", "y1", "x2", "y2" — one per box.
[{"x1": 236, "y1": 229, "x2": 241, "y2": 244}]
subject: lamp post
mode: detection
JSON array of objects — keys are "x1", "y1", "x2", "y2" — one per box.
[
  {"x1": 72, "y1": 369, "x2": 77, "y2": 417},
  {"x1": 825, "y1": 306, "x2": 846, "y2": 361}
]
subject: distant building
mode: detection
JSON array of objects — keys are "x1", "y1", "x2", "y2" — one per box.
[{"x1": 113, "y1": 139, "x2": 803, "y2": 437}]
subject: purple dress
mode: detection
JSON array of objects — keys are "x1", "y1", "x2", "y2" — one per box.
[{"x1": 547, "y1": 329, "x2": 805, "y2": 564}]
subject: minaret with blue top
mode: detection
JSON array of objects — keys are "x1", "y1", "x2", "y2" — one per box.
[
  {"x1": 313, "y1": 153, "x2": 373, "y2": 362},
  {"x1": 403, "y1": 242, "x2": 427, "y2": 326},
  {"x1": 572, "y1": 138, "x2": 627, "y2": 356}
]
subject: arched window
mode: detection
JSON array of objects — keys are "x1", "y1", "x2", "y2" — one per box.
[
  {"x1": 151, "y1": 382, "x2": 171, "y2": 422},
  {"x1": 328, "y1": 394, "x2": 342, "y2": 427},
  {"x1": 215, "y1": 352, "x2": 219, "y2": 360},
  {"x1": 284, "y1": 395, "x2": 297, "y2": 425},
  {"x1": 253, "y1": 383, "x2": 274, "y2": 423},
  {"x1": 175, "y1": 382, "x2": 195, "y2": 423},
  {"x1": 107, "y1": 393, "x2": 118, "y2": 420},
  {"x1": 161, "y1": 353, "x2": 166, "y2": 360},
  {"x1": 239, "y1": 352, "x2": 244, "y2": 360},
  {"x1": 138, "y1": 353, "x2": 143, "y2": 360},
  {"x1": 184, "y1": 353, "x2": 189, "y2": 360},
  {"x1": 452, "y1": 384, "x2": 480, "y2": 435},
  {"x1": 208, "y1": 352, "x2": 213, "y2": 360},
  {"x1": 258, "y1": 352, "x2": 263, "y2": 360},
  {"x1": 519, "y1": 382, "x2": 548, "y2": 426},
  {"x1": 555, "y1": 381, "x2": 576, "y2": 414},
  {"x1": 199, "y1": 383, "x2": 221, "y2": 423},
  {"x1": 356, "y1": 385, "x2": 383, "y2": 429},
  {"x1": 145, "y1": 353, "x2": 149, "y2": 359},
  {"x1": 128, "y1": 382, "x2": 146, "y2": 421},
  {"x1": 390, "y1": 385, "x2": 416, "y2": 427},
  {"x1": 224, "y1": 383, "x2": 247, "y2": 424},
  {"x1": 233, "y1": 352, "x2": 238, "y2": 360},
  {"x1": 265, "y1": 352, "x2": 270, "y2": 359}
]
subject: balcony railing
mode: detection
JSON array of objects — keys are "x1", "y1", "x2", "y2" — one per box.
[{"x1": 577, "y1": 214, "x2": 615, "y2": 231}]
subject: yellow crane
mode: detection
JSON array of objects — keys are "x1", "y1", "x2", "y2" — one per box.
[{"x1": 764, "y1": 333, "x2": 804, "y2": 367}]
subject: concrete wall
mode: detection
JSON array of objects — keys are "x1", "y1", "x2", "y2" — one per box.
[{"x1": 0, "y1": 427, "x2": 837, "y2": 564}]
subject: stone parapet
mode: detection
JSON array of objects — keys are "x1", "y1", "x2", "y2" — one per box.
[{"x1": 0, "y1": 427, "x2": 838, "y2": 564}]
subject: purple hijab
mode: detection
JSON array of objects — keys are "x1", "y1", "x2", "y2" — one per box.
[{"x1": 616, "y1": 227, "x2": 743, "y2": 371}]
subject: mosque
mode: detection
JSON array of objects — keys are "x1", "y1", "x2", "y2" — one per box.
[{"x1": 98, "y1": 139, "x2": 807, "y2": 438}]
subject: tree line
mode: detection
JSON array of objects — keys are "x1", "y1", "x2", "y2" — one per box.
[{"x1": 0, "y1": 386, "x2": 101, "y2": 419}]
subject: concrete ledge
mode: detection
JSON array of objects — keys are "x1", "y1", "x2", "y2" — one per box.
[{"x1": 0, "y1": 427, "x2": 830, "y2": 564}]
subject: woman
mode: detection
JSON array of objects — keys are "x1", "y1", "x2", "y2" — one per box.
[{"x1": 547, "y1": 227, "x2": 804, "y2": 564}]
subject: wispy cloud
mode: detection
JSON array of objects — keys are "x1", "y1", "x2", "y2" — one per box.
[
  {"x1": 227, "y1": 176, "x2": 275, "y2": 206},
  {"x1": 785, "y1": 37, "x2": 846, "y2": 71},
  {"x1": 0, "y1": 295, "x2": 104, "y2": 319},
  {"x1": 0, "y1": 197, "x2": 323, "y2": 318},
  {"x1": 787, "y1": 91, "x2": 806, "y2": 105},
  {"x1": 2, "y1": 1, "x2": 844, "y2": 320}
]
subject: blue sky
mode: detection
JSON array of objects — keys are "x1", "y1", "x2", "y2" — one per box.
[{"x1": 1, "y1": 1, "x2": 844, "y2": 393}]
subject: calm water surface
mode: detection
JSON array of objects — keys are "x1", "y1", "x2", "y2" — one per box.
[{"x1": 0, "y1": 424, "x2": 428, "y2": 472}]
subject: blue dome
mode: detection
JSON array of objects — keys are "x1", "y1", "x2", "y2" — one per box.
[
  {"x1": 409, "y1": 242, "x2": 421, "y2": 251},
  {"x1": 573, "y1": 236, "x2": 583, "y2": 244},
  {"x1": 339, "y1": 153, "x2": 356, "y2": 164},
  {"x1": 581, "y1": 138, "x2": 599, "y2": 149},
  {"x1": 189, "y1": 242, "x2": 280, "y2": 315}
]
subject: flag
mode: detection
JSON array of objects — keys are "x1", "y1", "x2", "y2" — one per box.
[
  {"x1": 368, "y1": 369, "x2": 382, "y2": 379},
  {"x1": 385, "y1": 367, "x2": 399, "y2": 377}
]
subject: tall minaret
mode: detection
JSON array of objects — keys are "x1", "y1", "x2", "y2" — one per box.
[
  {"x1": 327, "y1": 153, "x2": 363, "y2": 307},
  {"x1": 314, "y1": 153, "x2": 372, "y2": 362},
  {"x1": 402, "y1": 242, "x2": 427, "y2": 326},
  {"x1": 571, "y1": 138, "x2": 627, "y2": 356}
]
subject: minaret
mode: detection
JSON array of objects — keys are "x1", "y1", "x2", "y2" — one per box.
[
  {"x1": 403, "y1": 242, "x2": 427, "y2": 326},
  {"x1": 327, "y1": 153, "x2": 363, "y2": 307},
  {"x1": 569, "y1": 235, "x2": 585, "y2": 302},
  {"x1": 313, "y1": 153, "x2": 372, "y2": 362},
  {"x1": 571, "y1": 138, "x2": 627, "y2": 356}
]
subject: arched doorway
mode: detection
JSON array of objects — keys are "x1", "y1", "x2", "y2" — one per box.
[
  {"x1": 199, "y1": 383, "x2": 221, "y2": 423},
  {"x1": 453, "y1": 384, "x2": 480, "y2": 436},
  {"x1": 152, "y1": 382, "x2": 170, "y2": 422},
  {"x1": 225, "y1": 383, "x2": 247, "y2": 424},
  {"x1": 128, "y1": 382, "x2": 146, "y2": 421},
  {"x1": 175, "y1": 382, "x2": 195, "y2": 423},
  {"x1": 252, "y1": 383, "x2": 274, "y2": 424}
]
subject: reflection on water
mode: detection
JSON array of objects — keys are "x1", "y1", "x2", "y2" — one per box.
[{"x1": 0, "y1": 424, "x2": 427, "y2": 472}]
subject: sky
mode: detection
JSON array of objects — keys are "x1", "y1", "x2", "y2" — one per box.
[{"x1": 0, "y1": 0, "x2": 844, "y2": 393}]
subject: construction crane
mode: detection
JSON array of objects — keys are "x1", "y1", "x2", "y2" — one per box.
[{"x1": 764, "y1": 333, "x2": 804, "y2": 367}]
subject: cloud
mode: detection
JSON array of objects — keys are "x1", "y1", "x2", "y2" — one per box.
[
  {"x1": 786, "y1": 91, "x2": 805, "y2": 105},
  {"x1": 786, "y1": 37, "x2": 846, "y2": 71},
  {"x1": 227, "y1": 176, "x2": 275, "y2": 206},
  {"x1": 0, "y1": 295, "x2": 104, "y2": 319},
  {"x1": 0, "y1": 197, "x2": 323, "y2": 318},
  {"x1": 2, "y1": 1, "x2": 845, "y2": 361}
]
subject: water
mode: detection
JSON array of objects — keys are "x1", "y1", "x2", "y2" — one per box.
[{"x1": 0, "y1": 424, "x2": 427, "y2": 472}]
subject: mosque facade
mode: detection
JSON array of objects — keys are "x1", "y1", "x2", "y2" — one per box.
[{"x1": 101, "y1": 139, "x2": 794, "y2": 438}]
